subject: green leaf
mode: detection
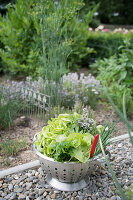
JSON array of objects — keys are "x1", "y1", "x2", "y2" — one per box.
[{"x1": 118, "y1": 71, "x2": 127, "y2": 83}]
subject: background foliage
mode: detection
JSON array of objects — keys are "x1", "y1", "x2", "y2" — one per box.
[
  {"x1": 91, "y1": 39, "x2": 133, "y2": 115},
  {"x1": 87, "y1": 32, "x2": 133, "y2": 63},
  {"x1": 0, "y1": 0, "x2": 96, "y2": 77},
  {"x1": 1, "y1": 0, "x2": 133, "y2": 25},
  {"x1": 87, "y1": 0, "x2": 133, "y2": 25}
]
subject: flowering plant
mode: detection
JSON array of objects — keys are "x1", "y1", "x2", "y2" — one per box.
[{"x1": 1, "y1": 72, "x2": 101, "y2": 109}]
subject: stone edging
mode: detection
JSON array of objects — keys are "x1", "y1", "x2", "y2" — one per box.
[{"x1": 0, "y1": 132, "x2": 132, "y2": 179}]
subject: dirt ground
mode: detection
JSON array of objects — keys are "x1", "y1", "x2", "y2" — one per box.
[{"x1": 0, "y1": 103, "x2": 132, "y2": 170}]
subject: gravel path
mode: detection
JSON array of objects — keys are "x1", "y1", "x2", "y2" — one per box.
[{"x1": 0, "y1": 139, "x2": 133, "y2": 200}]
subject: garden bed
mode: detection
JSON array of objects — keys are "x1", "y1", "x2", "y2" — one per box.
[
  {"x1": 0, "y1": 138, "x2": 132, "y2": 199},
  {"x1": 0, "y1": 103, "x2": 132, "y2": 170}
]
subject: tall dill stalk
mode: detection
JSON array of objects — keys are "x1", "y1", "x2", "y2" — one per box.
[
  {"x1": 39, "y1": 0, "x2": 97, "y2": 110},
  {"x1": 39, "y1": 0, "x2": 72, "y2": 107}
]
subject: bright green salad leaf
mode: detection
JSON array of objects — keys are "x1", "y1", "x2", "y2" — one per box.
[{"x1": 34, "y1": 112, "x2": 95, "y2": 163}]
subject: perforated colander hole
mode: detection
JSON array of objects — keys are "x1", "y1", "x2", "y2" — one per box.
[
  {"x1": 63, "y1": 169, "x2": 66, "y2": 172},
  {"x1": 55, "y1": 168, "x2": 57, "y2": 170},
  {"x1": 81, "y1": 168, "x2": 83, "y2": 171},
  {"x1": 55, "y1": 172, "x2": 58, "y2": 177}
]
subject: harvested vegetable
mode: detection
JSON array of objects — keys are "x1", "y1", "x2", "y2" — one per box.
[{"x1": 35, "y1": 112, "x2": 100, "y2": 163}]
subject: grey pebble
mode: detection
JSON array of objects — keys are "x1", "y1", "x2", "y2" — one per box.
[
  {"x1": 36, "y1": 197, "x2": 44, "y2": 200},
  {"x1": 116, "y1": 196, "x2": 121, "y2": 200},
  {"x1": 8, "y1": 184, "x2": 13, "y2": 190},
  {"x1": 14, "y1": 187, "x2": 23, "y2": 193},
  {"x1": 72, "y1": 192, "x2": 77, "y2": 197},
  {"x1": 26, "y1": 182, "x2": 32, "y2": 190},
  {"x1": 38, "y1": 188, "x2": 45, "y2": 196},
  {"x1": 18, "y1": 194, "x2": 26, "y2": 200},
  {"x1": 43, "y1": 191, "x2": 48, "y2": 197},
  {"x1": 5, "y1": 193, "x2": 13, "y2": 199},
  {"x1": 110, "y1": 196, "x2": 117, "y2": 200},
  {"x1": 10, "y1": 193, "x2": 17, "y2": 200}
]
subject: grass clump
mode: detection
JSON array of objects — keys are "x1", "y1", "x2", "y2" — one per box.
[
  {"x1": 0, "y1": 87, "x2": 23, "y2": 130},
  {"x1": 0, "y1": 138, "x2": 26, "y2": 157}
]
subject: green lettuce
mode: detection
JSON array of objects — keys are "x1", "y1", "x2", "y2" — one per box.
[{"x1": 34, "y1": 112, "x2": 94, "y2": 163}]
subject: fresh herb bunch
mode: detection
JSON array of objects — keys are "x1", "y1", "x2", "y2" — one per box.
[{"x1": 78, "y1": 108, "x2": 96, "y2": 135}]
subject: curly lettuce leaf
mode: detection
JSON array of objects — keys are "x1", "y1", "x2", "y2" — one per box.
[{"x1": 34, "y1": 113, "x2": 94, "y2": 163}]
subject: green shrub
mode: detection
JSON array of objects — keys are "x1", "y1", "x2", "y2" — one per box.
[
  {"x1": 0, "y1": 0, "x2": 40, "y2": 77},
  {"x1": 91, "y1": 40, "x2": 133, "y2": 115},
  {"x1": 0, "y1": 0, "x2": 96, "y2": 77},
  {"x1": 87, "y1": 31, "x2": 133, "y2": 64}
]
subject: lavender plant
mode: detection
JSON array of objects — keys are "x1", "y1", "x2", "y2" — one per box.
[
  {"x1": 2, "y1": 72, "x2": 101, "y2": 112},
  {"x1": 61, "y1": 72, "x2": 101, "y2": 109}
]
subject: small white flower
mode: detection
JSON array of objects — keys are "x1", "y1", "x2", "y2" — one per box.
[
  {"x1": 97, "y1": 25, "x2": 104, "y2": 30},
  {"x1": 105, "y1": 127, "x2": 109, "y2": 131}
]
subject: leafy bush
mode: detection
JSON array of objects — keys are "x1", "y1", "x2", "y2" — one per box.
[
  {"x1": 0, "y1": 0, "x2": 96, "y2": 77},
  {"x1": 91, "y1": 40, "x2": 133, "y2": 115},
  {"x1": 0, "y1": 0, "x2": 38, "y2": 76},
  {"x1": 87, "y1": 31, "x2": 133, "y2": 64}
]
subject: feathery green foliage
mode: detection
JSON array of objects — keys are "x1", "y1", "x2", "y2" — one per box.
[{"x1": 0, "y1": 0, "x2": 96, "y2": 77}]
